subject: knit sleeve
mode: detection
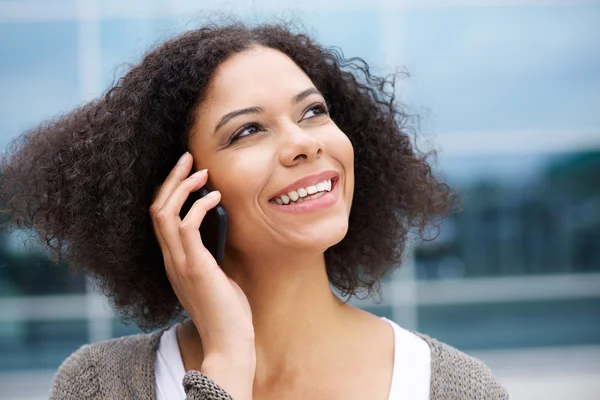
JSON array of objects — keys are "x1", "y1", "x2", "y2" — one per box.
[
  {"x1": 418, "y1": 334, "x2": 510, "y2": 400},
  {"x1": 49, "y1": 345, "x2": 101, "y2": 400},
  {"x1": 183, "y1": 370, "x2": 234, "y2": 400}
]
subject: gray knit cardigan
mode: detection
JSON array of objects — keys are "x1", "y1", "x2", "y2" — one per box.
[{"x1": 48, "y1": 328, "x2": 509, "y2": 399}]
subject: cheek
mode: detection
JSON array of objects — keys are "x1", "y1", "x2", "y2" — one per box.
[
  {"x1": 325, "y1": 129, "x2": 354, "y2": 175},
  {"x1": 211, "y1": 148, "x2": 272, "y2": 213},
  {"x1": 325, "y1": 130, "x2": 355, "y2": 207},
  {"x1": 209, "y1": 148, "x2": 274, "y2": 251},
  {"x1": 342, "y1": 135, "x2": 355, "y2": 169}
]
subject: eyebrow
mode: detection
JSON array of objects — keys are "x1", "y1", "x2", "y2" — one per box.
[
  {"x1": 293, "y1": 88, "x2": 322, "y2": 104},
  {"x1": 213, "y1": 87, "x2": 324, "y2": 134},
  {"x1": 214, "y1": 107, "x2": 263, "y2": 133}
]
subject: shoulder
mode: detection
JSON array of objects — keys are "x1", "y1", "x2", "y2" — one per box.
[
  {"x1": 49, "y1": 330, "x2": 164, "y2": 399},
  {"x1": 414, "y1": 332, "x2": 510, "y2": 400}
]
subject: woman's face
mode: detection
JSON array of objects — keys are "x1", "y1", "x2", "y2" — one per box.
[{"x1": 189, "y1": 46, "x2": 354, "y2": 259}]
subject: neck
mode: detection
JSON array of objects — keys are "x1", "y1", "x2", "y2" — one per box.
[
  {"x1": 220, "y1": 249, "x2": 352, "y2": 381},
  {"x1": 177, "y1": 247, "x2": 363, "y2": 386}
]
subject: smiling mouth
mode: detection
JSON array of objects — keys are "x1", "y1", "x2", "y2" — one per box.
[{"x1": 269, "y1": 177, "x2": 338, "y2": 205}]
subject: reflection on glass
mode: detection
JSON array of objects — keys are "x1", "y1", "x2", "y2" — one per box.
[{"x1": 415, "y1": 151, "x2": 600, "y2": 279}]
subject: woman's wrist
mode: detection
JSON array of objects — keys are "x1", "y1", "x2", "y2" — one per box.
[
  {"x1": 201, "y1": 347, "x2": 256, "y2": 375},
  {"x1": 200, "y1": 351, "x2": 256, "y2": 400}
]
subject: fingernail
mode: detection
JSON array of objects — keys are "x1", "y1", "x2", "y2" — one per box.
[
  {"x1": 177, "y1": 152, "x2": 190, "y2": 165},
  {"x1": 191, "y1": 169, "x2": 208, "y2": 178},
  {"x1": 206, "y1": 190, "x2": 220, "y2": 198}
]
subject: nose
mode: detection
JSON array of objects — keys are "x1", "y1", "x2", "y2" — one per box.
[{"x1": 278, "y1": 124, "x2": 325, "y2": 167}]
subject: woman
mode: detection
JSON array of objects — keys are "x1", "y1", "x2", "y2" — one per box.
[{"x1": 0, "y1": 21, "x2": 509, "y2": 399}]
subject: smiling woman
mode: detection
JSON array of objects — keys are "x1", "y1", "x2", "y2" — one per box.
[{"x1": 0, "y1": 20, "x2": 508, "y2": 400}]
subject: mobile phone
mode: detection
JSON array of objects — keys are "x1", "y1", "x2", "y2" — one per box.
[{"x1": 179, "y1": 184, "x2": 228, "y2": 265}]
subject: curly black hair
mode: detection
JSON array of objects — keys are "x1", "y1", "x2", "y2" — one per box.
[{"x1": 0, "y1": 21, "x2": 454, "y2": 330}]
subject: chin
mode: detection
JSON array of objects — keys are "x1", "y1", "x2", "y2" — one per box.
[{"x1": 298, "y1": 219, "x2": 349, "y2": 253}]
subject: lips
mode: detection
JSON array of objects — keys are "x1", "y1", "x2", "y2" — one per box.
[
  {"x1": 270, "y1": 177, "x2": 338, "y2": 205},
  {"x1": 267, "y1": 175, "x2": 341, "y2": 213},
  {"x1": 269, "y1": 170, "x2": 340, "y2": 202}
]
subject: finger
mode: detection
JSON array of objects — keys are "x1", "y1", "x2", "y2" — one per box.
[
  {"x1": 151, "y1": 152, "x2": 193, "y2": 208},
  {"x1": 179, "y1": 190, "x2": 225, "y2": 279},
  {"x1": 149, "y1": 152, "x2": 193, "y2": 258},
  {"x1": 150, "y1": 199, "x2": 169, "y2": 254},
  {"x1": 150, "y1": 204, "x2": 172, "y2": 269},
  {"x1": 155, "y1": 170, "x2": 210, "y2": 269},
  {"x1": 179, "y1": 190, "x2": 221, "y2": 262},
  {"x1": 162, "y1": 168, "x2": 209, "y2": 218}
]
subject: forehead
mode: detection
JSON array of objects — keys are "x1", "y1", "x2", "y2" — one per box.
[{"x1": 202, "y1": 46, "x2": 316, "y2": 109}]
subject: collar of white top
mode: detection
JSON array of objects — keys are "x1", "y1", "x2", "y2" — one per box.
[{"x1": 155, "y1": 317, "x2": 431, "y2": 400}]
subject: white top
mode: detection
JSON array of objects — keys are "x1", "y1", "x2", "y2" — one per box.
[
  {"x1": 155, "y1": 317, "x2": 431, "y2": 399},
  {"x1": 155, "y1": 321, "x2": 187, "y2": 399}
]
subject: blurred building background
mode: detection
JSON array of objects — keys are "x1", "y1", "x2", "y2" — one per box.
[{"x1": 0, "y1": 0, "x2": 599, "y2": 399}]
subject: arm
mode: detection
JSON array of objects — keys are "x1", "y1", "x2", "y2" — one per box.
[
  {"x1": 151, "y1": 154, "x2": 256, "y2": 399},
  {"x1": 182, "y1": 351, "x2": 255, "y2": 400},
  {"x1": 417, "y1": 333, "x2": 510, "y2": 400},
  {"x1": 183, "y1": 371, "x2": 234, "y2": 400},
  {"x1": 49, "y1": 345, "x2": 101, "y2": 400}
]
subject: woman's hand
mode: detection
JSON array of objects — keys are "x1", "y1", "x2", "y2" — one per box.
[{"x1": 150, "y1": 152, "x2": 255, "y2": 399}]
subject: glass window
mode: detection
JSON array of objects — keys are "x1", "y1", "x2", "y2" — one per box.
[
  {"x1": 418, "y1": 298, "x2": 600, "y2": 350},
  {"x1": 100, "y1": 18, "x2": 180, "y2": 91},
  {"x1": 306, "y1": 10, "x2": 383, "y2": 67},
  {"x1": 0, "y1": 319, "x2": 88, "y2": 371},
  {"x1": 415, "y1": 151, "x2": 600, "y2": 279},
  {"x1": 0, "y1": 22, "x2": 80, "y2": 149},
  {"x1": 402, "y1": 4, "x2": 600, "y2": 133}
]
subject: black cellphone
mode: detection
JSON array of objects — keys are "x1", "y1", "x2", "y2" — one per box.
[{"x1": 179, "y1": 183, "x2": 228, "y2": 265}]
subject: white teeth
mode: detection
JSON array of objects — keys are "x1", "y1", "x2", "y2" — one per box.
[
  {"x1": 304, "y1": 192, "x2": 325, "y2": 201},
  {"x1": 288, "y1": 190, "x2": 299, "y2": 201},
  {"x1": 271, "y1": 178, "x2": 334, "y2": 205}
]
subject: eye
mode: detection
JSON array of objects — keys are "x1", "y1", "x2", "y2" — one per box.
[
  {"x1": 302, "y1": 103, "x2": 329, "y2": 120},
  {"x1": 230, "y1": 123, "x2": 263, "y2": 143}
]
